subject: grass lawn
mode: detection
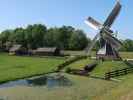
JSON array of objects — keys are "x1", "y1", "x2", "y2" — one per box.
[
  {"x1": 0, "y1": 52, "x2": 132, "y2": 100},
  {"x1": 0, "y1": 53, "x2": 65, "y2": 83},
  {"x1": 65, "y1": 58, "x2": 129, "y2": 78},
  {"x1": 120, "y1": 52, "x2": 133, "y2": 59},
  {"x1": 65, "y1": 58, "x2": 94, "y2": 70},
  {"x1": 94, "y1": 74, "x2": 133, "y2": 100},
  {"x1": 91, "y1": 61, "x2": 129, "y2": 77}
]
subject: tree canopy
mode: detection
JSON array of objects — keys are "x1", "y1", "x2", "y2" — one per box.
[{"x1": 0, "y1": 24, "x2": 90, "y2": 50}]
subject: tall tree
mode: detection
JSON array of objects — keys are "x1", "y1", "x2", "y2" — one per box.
[
  {"x1": 0, "y1": 30, "x2": 13, "y2": 44},
  {"x1": 44, "y1": 27, "x2": 59, "y2": 47},
  {"x1": 11, "y1": 28, "x2": 26, "y2": 46},
  {"x1": 122, "y1": 39, "x2": 133, "y2": 51},
  {"x1": 25, "y1": 24, "x2": 47, "y2": 49},
  {"x1": 57, "y1": 26, "x2": 74, "y2": 49},
  {"x1": 0, "y1": 24, "x2": 92, "y2": 51},
  {"x1": 69, "y1": 30, "x2": 89, "y2": 50}
]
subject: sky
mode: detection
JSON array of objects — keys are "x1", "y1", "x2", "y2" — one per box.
[{"x1": 0, "y1": 0, "x2": 132, "y2": 39}]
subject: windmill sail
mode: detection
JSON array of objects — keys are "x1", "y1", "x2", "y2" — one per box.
[
  {"x1": 103, "y1": 32, "x2": 122, "y2": 49},
  {"x1": 85, "y1": 32, "x2": 100, "y2": 54},
  {"x1": 84, "y1": 0, "x2": 122, "y2": 60},
  {"x1": 85, "y1": 17, "x2": 102, "y2": 30},
  {"x1": 103, "y1": 1, "x2": 121, "y2": 28}
]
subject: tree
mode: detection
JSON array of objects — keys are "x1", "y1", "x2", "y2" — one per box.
[
  {"x1": 25, "y1": 24, "x2": 47, "y2": 49},
  {"x1": 57, "y1": 26, "x2": 74, "y2": 49},
  {"x1": 11, "y1": 28, "x2": 26, "y2": 46},
  {"x1": 0, "y1": 24, "x2": 91, "y2": 51},
  {"x1": 0, "y1": 30, "x2": 13, "y2": 44},
  {"x1": 44, "y1": 27, "x2": 59, "y2": 47},
  {"x1": 122, "y1": 39, "x2": 133, "y2": 51},
  {"x1": 69, "y1": 30, "x2": 89, "y2": 50}
]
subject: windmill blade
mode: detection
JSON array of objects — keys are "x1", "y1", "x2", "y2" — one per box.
[
  {"x1": 85, "y1": 32, "x2": 100, "y2": 55},
  {"x1": 103, "y1": 31, "x2": 122, "y2": 49},
  {"x1": 103, "y1": 1, "x2": 122, "y2": 28},
  {"x1": 107, "y1": 36, "x2": 122, "y2": 49},
  {"x1": 85, "y1": 17, "x2": 102, "y2": 31}
]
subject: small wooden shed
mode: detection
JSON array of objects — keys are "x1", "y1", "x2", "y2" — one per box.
[
  {"x1": 33, "y1": 47, "x2": 61, "y2": 56},
  {"x1": 9, "y1": 44, "x2": 27, "y2": 55}
]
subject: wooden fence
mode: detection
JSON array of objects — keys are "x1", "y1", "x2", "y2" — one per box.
[{"x1": 105, "y1": 67, "x2": 133, "y2": 80}]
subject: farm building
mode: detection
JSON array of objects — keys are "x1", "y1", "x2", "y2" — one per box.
[
  {"x1": 9, "y1": 44, "x2": 27, "y2": 55},
  {"x1": 3, "y1": 41, "x2": 12, "y2": 51},
  {"x1": 33, "y1": 47, "x2": 61, "y2": 56}
]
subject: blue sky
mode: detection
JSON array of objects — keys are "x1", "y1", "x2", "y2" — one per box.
[{"x1": 0, "y1": 0, "x2": 132, "y2": 39}]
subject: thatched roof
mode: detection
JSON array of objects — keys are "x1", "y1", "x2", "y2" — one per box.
[
  {"x1": 9, "y1": 45, "x2": 22, "y2": 52},
  {"x1": 35, "y1": 47, "x2": 58, "y2": 53}
]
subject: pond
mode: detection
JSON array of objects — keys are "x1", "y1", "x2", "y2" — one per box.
[{"x1": 0, "y1": 73, "x2": 73, "y2": 88}]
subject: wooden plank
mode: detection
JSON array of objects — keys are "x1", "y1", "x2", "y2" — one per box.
[{"x1": 105, "y1": 67, "x2": 133, "y2": 80}]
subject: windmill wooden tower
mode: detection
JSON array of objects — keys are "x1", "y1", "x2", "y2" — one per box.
[{"x1": 85, "y1": 0, "x2": 122, "y2": 60}]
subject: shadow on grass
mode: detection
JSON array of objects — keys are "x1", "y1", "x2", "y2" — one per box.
[
  {"x1": 90, "y1": 75, "x2": 105, "y2": 80},
  {"x1": 89, "y1": 75, "x2": 120, "y2": 82}
]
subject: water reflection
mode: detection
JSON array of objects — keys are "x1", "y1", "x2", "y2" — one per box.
[
  {"x1": 27, "y1": 76, "x2": 47, "y2": 86},
  {"x1": 46, "y1": 75, "x2": 72, "y2": 88},
  {"x1": 0, "y1": 80, "x2": 28, "y2": 88},
  {"x1": 0, "y1": 73, "x2": 72, "y2": 88}
]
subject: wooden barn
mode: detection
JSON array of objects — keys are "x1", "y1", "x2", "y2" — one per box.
[
  {"x1": 9, "y1": 44, "x2": 27, "y2": 55},
  {"x1": 33, "y1": 47, "x2": 61, "y2": 56}
]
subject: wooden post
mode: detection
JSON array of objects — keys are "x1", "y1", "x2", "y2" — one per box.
[{"x1": 105, "y1": 72, "x2": 111, "y2": 80}]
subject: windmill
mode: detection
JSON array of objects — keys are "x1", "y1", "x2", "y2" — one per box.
[{"x1": 85, "y1": 0, "x2": 122, "y2": 60}]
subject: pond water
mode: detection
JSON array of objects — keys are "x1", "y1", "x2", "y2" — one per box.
[{"x1": 0, "y1": 73, "x2": 73, "y2": 88}]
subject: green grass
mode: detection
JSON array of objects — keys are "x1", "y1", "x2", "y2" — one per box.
[
  {"x1": 0, "y1": 53, "x2": 64, "y2": 83},
  {"x1": 63, "y1": 57, "x2": 133, "y2": 100},
  {"x1": 91, "y1": 61, "x2": 129, "y2": 77},
  {"x1": 120, "y1": 52, "x2": 133, "y2": 59},
  {"x1": 66, "y1": 58, "x2": 129, "y2": 78},
  {"x1": 93, "y1": 74, "x2": 133, "y2": 100},
  {"x1": 0, "y1": 51, "x2": 132, "y2": 100},
  {"x1": 66, "y1": 58, "x2": 94, "y2": 70}
]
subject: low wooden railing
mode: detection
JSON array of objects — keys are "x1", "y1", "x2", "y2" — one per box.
[{"x1": 105, "y1": 67, "x2": 133, "y2": 80}]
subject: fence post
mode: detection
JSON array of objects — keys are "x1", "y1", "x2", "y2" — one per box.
[
  {"x1": 124, "y1": 68, "x2": 127, "y2": 74},
  {"x1": 115, "y1": 70, "x2": 119, "y2": 77},
  {"x1": 105, "y1": 72, "x2": 110, "y2": 80},
  {"x1": 105, "y1": 67, "x2": 133, "y2": 80}
]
